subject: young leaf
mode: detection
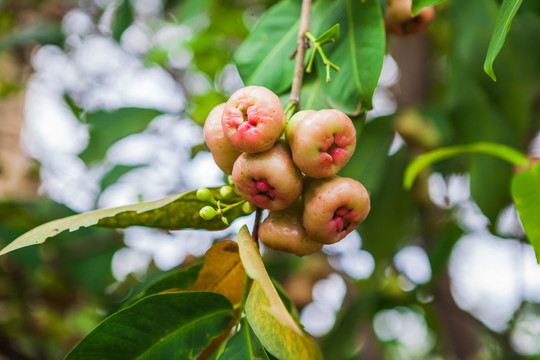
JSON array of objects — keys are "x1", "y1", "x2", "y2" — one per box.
[
  {"x1": 512, "y1": 164, "x2": 540, "y2": 263},
  {"x1": 218, "y1": 318, "x2": 271, "y2": 360},
  {"x1": 186, "y1": 241, "x2": 246, "y2": 306},
  {"x1": 65, "y1": 292, "x2": 234, "y2": 359},
  {"x1": 411, "y1": 0, "x2": 446, "y2": 16},
  {"x1": 483, "y1": 0, "x2": 524, "y2": 81},
  {"x1": 237, "y1": 226, "x2": 322, "y2": 360},
  {"x1": 234, "y1": 0, "x2": 300, "y2": 94},
  {"x1": 314, "y1": 24, "x2": 340, "y2": 45},
  {"x1": 0, "y1": 187, "x2": 245, "y2": 256},
  {"x1": 403, "y1": 142, "x2": 528, "y2": 190},
  {"x1": 313, "y1": 0, "x2": 385, "y2": 112}
]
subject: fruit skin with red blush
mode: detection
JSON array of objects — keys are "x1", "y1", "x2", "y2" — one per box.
[
  {"x1": 303, "y1": 176, "x2": 370, "y2": 244},
  {"x1": 203, "y1": 103, "x2": 242, "y2": 174},
  {"x1": 232, "y1": 142, "x2": 303, "y2": 210},
  {"x1": 286, "y1": 109, "x2": 356, "y2": 178},
  {"x1": 259, "y1": 201, "x2": 323, "y2": 257},
  {"x1": 222, "y1": 86, "x2": 285, "y2": 153}
]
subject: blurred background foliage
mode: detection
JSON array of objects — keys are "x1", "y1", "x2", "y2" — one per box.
[{"x1": 0, "y1": 0, "x2": 540, "y2": 359}]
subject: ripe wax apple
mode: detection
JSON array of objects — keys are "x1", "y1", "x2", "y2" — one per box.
[
  {"x1": 203, "y1": 103, "x2": 241, "y2": 174},
  {"x1": 232, "y1": 142, "x2": 302, "y2": 210},
  {"x1": 222, "y1": 86, "x2": 285, "y2": 153},
  {"x1": 303, "y1": 176, "x2": 370, "y2": 244},
  {"x1": 286, "y1": 109, "x2": 356, "y2": 178},
  {"x1": 259, "y1": 201, "x2": 323, "y2": 256},
  {"x1": 385, "y1": 0, "x2": 435, "y2": 36}
]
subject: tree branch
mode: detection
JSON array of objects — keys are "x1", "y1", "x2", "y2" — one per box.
[{"x1": 287, "y1": 0, "x2": 312, "y2": 116}]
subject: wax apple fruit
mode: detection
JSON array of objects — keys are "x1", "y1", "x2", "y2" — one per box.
[
  {"x1": 303, "y1": 176, "x2": 370, "y2": 244},
  {"x1": 203, "y1": 103, "x2": 242, "y2": 174},
  {"x1": 286, "y1": 109, "x2": 356, "y2": 178},
  {"x1": 232, "y1": 142, "x2": 302, "y2": 210},
  {"x1": 259, "y1": 201, "x2": 323, "y2": 256},
  {"x1": 222, "y1": 86, "x2": 285, "y2": 153}
]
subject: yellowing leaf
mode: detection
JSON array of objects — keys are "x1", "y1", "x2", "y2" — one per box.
[
  {"x1": 237, "y1": 226, "x2": 322, "y2": 360},
  {"x1": 187, "y1": 241, "x2": 246, "y2": 305}
]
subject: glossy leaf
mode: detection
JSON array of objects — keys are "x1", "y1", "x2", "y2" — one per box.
[
  {"x1": 300, "y1": 76, "x2": 332, "y2": 111},
  {"x1": 404, "y1": 142, "x2": 528, "y2": 190},
  {"x1": 187, "y1": 241, "x2": 246, "y2": 305},
  {"x1": 0, "y1": 187, "x2": 245, "y2": 256},
  {"x1": 65, "y1": 292, "x2": 234, "y2": 359},
  {"x1": 237, "y1": 226, "x2": 322, "y2": 360},
  {"x1": 80, "y1": 108, "x2": 162, "y2": 165},
  {"x1": 218, "y1": 318, "x2": 271, "y2": 360},
  {"x1": 137, "y1": 263, "x2": 203, "y2": 298},
  {"x1": 512, "y1": 164, "x2": 540, "y2": 262},
  {"x1": 314, "y1": 0, "x2": 385, "y2": 112},
  {"x1": 411, "y1": 0, "x2": 446, "y2": 16},
  {"x1": 483, "y1": 0, "x2": 524, "y2": 81},
  {"x1": 234, "y1": 0, "x2": 300, "y2": 94}
]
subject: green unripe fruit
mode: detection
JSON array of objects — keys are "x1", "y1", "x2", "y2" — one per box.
[
  {"x1": 199, "y1": 206, "x2": 218, "y2": 220},
  {"x1": 242, "y1": 201, "x2": 257, "y2": 214},
  {"x1": 219, "y1": 185, "x2": 234, "y2": 199},
  {"x1": 196, "y1": 187, "x2": 213, "y2": 203}
]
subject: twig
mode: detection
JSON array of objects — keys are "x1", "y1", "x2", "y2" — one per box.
[{"x1": 286, "y1": 0, "x2": 312, "y2": 118}]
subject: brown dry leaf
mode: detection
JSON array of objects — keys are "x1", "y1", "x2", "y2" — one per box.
[{"x1": 187, "y1": 240, "x2": 246, "y2": 305}]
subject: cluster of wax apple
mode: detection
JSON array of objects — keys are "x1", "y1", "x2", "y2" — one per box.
[{"x1": 202, "y1": 86, "x2": 370, "y2": 256}]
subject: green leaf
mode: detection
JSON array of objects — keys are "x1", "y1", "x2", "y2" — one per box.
[
  {"x1": 100, "y1": 165, "x2": 142, "y2": 191},
  {"x1": 0, "y1": 187, "x2": 245, "y2": 256},
  {"x1": 234, "y1": 0, "x2": 300, "y2": 94},
  {"x1": 218, "y1": 318, "x2": 271, "y2": 360},
  {"x1": 0, "y1": 23, "x2": 64, "y2": 52},
  {"x1": 314, "y1": 24, "x2": 340, "y2": 45},
  {"x1": 65, "y1": 292, "x2": 234, "y2": 359},
  {"x1": 411, "y1": 0, "x2": 447, "y2": 16},
  {"x1": 339, "y1": 116, "x2": 394, "y2": 198},
  {"x1": 138, "y1": 263, "x2": 203, "y2": 298},
  {"x1": 403, "y1": 142, "x2": 529, "y2": 190},
  {"x1": 313, "y1": 0, "x2": 385, "y2": 112},
  {"x1": 112, "y1": 0, "x2": 134, "y2": 42},
  {"x1": 512, "y1": 164, "x2": 540, "y2": 263},
  {"x1": 237, "y1": 226, "x2": 322, "y2": 360},
  {"x1": 80, "y1": 108, "x2": 162, "y2": 165},
  {"x1": 483, "y1": 0, "x2": 523, "y2": 81}
]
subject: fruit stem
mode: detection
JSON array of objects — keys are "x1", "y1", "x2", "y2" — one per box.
[
  {"x1": 252, "y1": 207, "x2": 262, "y2": 245},
  {"x1": 286, "y1": 0, "x2": 312, "y2": 116}
]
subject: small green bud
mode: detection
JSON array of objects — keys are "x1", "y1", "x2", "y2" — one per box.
[
  {"x1": 228, "y1": 175, "x2": 234, "y2": 185},
  {"x1": 196, "y1": 188, "x2": 213, "y2": 203},
  {"x1": 222, "y1": 217, "x2": 229, "y2": 225},
  {"x1": 220, "y1": 185, "x2": 234, "y2": 199},
  {"x1": 199, "y1": 206, "x2": 217, "y2": 220},
  {"x1": 242, "y1": 201, "x2": 257, "y2": 214}
]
